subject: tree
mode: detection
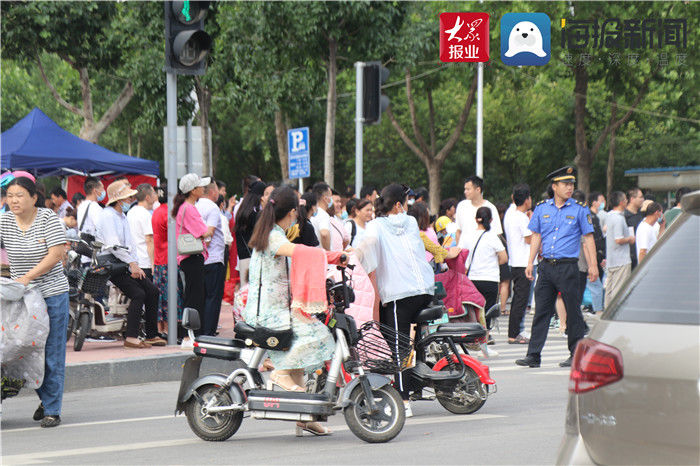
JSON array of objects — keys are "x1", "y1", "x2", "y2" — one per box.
[{"x1": 1, "y1": 2, "x2": 134, "y2": 143}]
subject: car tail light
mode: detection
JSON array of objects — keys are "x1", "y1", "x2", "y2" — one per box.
[{"x1": 569, "y1": 338, "x2": 623, "y2": 394}]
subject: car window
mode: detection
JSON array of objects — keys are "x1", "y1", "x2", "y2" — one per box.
[{"x1": 606, "y1": 214, "x2": 700, "y2": 325}]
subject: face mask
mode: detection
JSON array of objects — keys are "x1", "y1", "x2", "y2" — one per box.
[
  {"x1": 328, "y1": 196, "x2": 334, "y2": 208},
  {"x1": 599, "y1": 201, "x2": 605, "y2": 210},
  {"x1": 97, "y1": 191, "x2": 106, "y2": 202},
  {"x1": 121, "y1": 201, "x2": 131, "y2": 213},
  {"x1": 290, "y1": 218, "x2": 297, "y2": 229},
  {"x1": 341, "y1": 211, "x2": 348, "y2": 220},
  {"x1": 312, "y1": 209, "x2": 318, "y2": 217},
  {"x1": 407, "y1": 199, "x2": 415, "y2": 206}
]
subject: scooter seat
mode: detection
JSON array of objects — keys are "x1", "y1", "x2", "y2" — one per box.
[
  {"x1": 194, "y1": 335, "x2": 245, "y2": 348},
  {"x1": 435, "y1": 322, "x2": 486, "y2": 339},
  {"x1": 234, "y1": 321, "x2": 256, "y2": 340},
  {"x1": 414, "y1": 305, "x2": 445, "y2": 323}
]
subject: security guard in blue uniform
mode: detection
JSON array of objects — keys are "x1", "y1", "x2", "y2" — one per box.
[{"x1": 516, "y1": 166, "x2": 598, "y2": 368}]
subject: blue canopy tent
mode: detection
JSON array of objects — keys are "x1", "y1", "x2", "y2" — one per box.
[{"x1": 1, "y1": 108, "x2": 159, "y2": 177}]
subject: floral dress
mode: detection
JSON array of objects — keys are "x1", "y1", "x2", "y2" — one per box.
[{"x1": 242, "y1": 225, "x2": 335, "y2": 371}]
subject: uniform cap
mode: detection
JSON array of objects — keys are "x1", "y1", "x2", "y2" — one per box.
[{"x1": 547, "y1": 166, "x2": 576, "y2": 183}]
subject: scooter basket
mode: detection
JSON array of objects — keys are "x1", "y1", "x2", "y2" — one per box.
[
  {"x1": 80, "y1": 267, "x2": 110, "y2": 295},
  {"x1": 354, "y1": 320, "x2": 414, "y2": 375}
]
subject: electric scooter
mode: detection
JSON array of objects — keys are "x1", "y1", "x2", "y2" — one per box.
[
  {"x1": 176, "y1": 262, "x2": 406, "y2": 443},
  {"x1": 401, "y1": 290, "x2": 499, "y2": 414}
]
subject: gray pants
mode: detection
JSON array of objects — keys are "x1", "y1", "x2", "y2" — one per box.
[{"x1": 604, "y1": 264, "x2": 631, "y2": 307}]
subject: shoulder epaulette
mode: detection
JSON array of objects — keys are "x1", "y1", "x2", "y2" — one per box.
[
  {"x1": 575, "y1": 200, "x2": 586, "y2": 207},
  {"x1": 536, "y1": 200, "x2": 546, "y2": 206}
]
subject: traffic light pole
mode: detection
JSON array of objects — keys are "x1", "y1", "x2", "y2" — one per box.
[
  {"x1": 354, "y1": 62, "x2": 364, "y2": 198},
  {"x1": 166, "y1": 72, "x2": 178, "y2": 346}
]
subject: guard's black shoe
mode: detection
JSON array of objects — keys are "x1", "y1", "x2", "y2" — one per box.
[
  {"x1": 33, "y1": 403, "x2": 44, "y2": 421},
  {"x1": 559, "y1": 356, "x2": 573, "y2": 367},
  {"x1": 515, "y1": 356, "x2": 541, "y2": 368},
  {"x1": 40, "y1": 415, "x2": 61, "y2": 428}
]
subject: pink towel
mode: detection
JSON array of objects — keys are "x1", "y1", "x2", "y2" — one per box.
[
  {"x1": 435, "y1": 249, "x2": 485, "y2": 317},
  {"x1": 290, "y1": 246, "x2": 343, "y2": 318}
]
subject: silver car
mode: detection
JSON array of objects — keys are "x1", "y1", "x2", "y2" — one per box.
[{"x1": 557, "y1": 191, "x2": 700, "y2": 465}]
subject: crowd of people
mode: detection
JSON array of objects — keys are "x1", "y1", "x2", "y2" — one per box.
[{"x1": 0, "y1": 165, "x2": 691, "y2": 429}]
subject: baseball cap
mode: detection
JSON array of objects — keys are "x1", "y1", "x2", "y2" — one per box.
[{"x1": 179, "y1": 174, "x2": 211, "y2": 194}]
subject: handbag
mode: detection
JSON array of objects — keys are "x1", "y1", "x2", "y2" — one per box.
[
  {"x1": 176, "y1": 203, "x2": 204, "y2": 255},
  {"x1": 249, "y1": 258, "x2": 294, "y2": 351}
]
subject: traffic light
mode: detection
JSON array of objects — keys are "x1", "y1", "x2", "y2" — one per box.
[
  {"x1": 164, "y1": 1, "x2": 212, "y2": 75},
  {"x1": 362, "y1": 62, "x2": 390, "y2": 125}
]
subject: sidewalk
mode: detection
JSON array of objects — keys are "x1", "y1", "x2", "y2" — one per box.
[{"x1": 60, "y1": 303, "x2": 237, "y2": 392}]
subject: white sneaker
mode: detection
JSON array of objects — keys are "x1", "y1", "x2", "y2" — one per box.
[
  {"x1": 478, "y1": 346, "x2": 499, "y2": 359},
  {"x1": 403, "y1": 401, "x2": 413, "y2": 418},
  {"x1": 180, "y1": 337, "x2": 194, "y2": 350}
]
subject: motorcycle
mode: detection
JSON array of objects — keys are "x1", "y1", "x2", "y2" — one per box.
[
  {"x1": 65, "y1": 236, "x2": 131, "y2": 350},
  {"x1": 176, "y1": 261, "x2": 406, "y2": 443},
  {"x1": 398, "y1": 291, "x2": 499, "y2": 414}
]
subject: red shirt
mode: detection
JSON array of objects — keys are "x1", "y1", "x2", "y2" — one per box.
[{"x1": 152, "y1": 203, "x2": 169, "y2": 265}]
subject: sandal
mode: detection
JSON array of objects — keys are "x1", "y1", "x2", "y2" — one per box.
[
  {"x1": 508, "y1": 335, "x2": 530, "y2": 344},
  {"x1": 268, "y1": 372, "x2": 305, "y2": 392},
  {"x1": 124, "y1": 340, "x2": 152, "y2": 349},
  {"x1": 296, "y1": 421, "x2": 332, "y2": 437}
]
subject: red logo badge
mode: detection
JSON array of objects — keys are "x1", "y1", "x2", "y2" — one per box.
[{"x1": 440, "y1": 12, "x2": 490, "y2": 63}]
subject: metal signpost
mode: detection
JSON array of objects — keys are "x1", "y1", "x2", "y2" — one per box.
[
  {"x1": 287, "y1": 127, "x2": 310, "y2": 192},
  {"x1": 354, "y1": 62, "x2": 364, "y2": 198},
  {"x1": 165, "y1": 73, "x2": 178, "y2": 346}
]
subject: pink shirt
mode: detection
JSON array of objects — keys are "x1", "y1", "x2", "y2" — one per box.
[
  {"x1": 176, "y1": 202, "x2": 208, "y2": 264},
  {"x1": 423, "y1": 227, "x2": 439, "y2": 262}
]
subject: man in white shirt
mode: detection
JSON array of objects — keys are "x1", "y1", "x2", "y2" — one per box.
[
  {"x1": 310, "y1": 182, "x2": 332, "y2": 250},
  {"x1": 50, "y1": 187, "x2": 72, "y2": 219},
  {"x1": 96, "y1": 180, "x2": 163, "y2": 348},
  {"x1": 636, "y1": 201, "x2": 664, "y2": 263},
  {"x1": 127, "y1": 184, "x2": 157, "y2": 279},
  {"x1": 196, "y1": 180, "x2": 226, "y2": 336},
  {"x1": 503, "y1": 184, "x2": 532, "y2": 344},
  {"x1": 77, "y1": 177, "x2": 105, "y2": 237},
  {"x1": 455, "y1": 175, "x2": 502, "y2": 248}
]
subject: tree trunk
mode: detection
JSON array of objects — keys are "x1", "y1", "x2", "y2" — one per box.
[
  {"x1": 427, "y1": 160, "x2": 443, "y2": 214},
  {"x1": 573, "y1": 66, "x2": 592, "y2": 194},
  {"x1": 606, "y1": 101, "x2": 618, "y2": 202},
  {"x1": 323, "y1": 38, "x2": 338, "y2": 188},
  {"x1": 127, "y1": 125, "x2": 132, "y2": 156},
  {"x1": 275, "y1": 109, "x2": 290, "y2": 184},
  {"x1": 195, "y1": 78, "x2": 212, "y2": 177},
  {"x1": 137, "y1": 134, "x2": 142, "y2": 159}
]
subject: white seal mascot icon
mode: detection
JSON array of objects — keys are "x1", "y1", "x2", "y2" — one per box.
[{"x1": 505, "y1": 21, "x2": 547, "y2": 57}]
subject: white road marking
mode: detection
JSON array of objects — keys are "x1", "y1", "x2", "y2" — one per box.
[
  {"x1": 1, "y1": 414, "x2": 180, "y2": 434},
  {"x1": 2, "y1": 413, "x2": 505, "y2": 463}
]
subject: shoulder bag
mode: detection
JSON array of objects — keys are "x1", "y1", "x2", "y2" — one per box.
[
  {"x1": 176, "y1": 203, "x2": 204, "y2": 255},
  {"x1": 250, "y1": 257, "x2": 294, "y2": 351}
]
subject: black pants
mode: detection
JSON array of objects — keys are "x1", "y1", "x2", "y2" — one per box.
[
  {"x1": 380, "y1": 294, "x2": 433, "y2": 400},
  {"x1": 526, "y1": 261, "x2": 586, "y2": 360},
  {"x1": 110, "y1": 272, "x2": 159, "y2": 339},
  {"x1": 472, "y1": 280, "x2": 498, "y2": 328},
  {"x1": 180, "y1": 254, "x2": 206, "y2": 336},
  {"x1": 508, "y1": 267, "x2": 530, "y2": 338},
  {"x1": 202, "y1": 262, "x2": 226, "y2": 336},
  {"x1": 577, "y1": 271, "x2": 588, "y2": 308}
]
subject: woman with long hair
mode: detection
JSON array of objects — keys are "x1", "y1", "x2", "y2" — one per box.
[
  {"x1": 234, "y1": 181, "x2": 268, "y2": 286},
  {"x1": 1, "y1": 176, "x2": 70, "y2": 427},
  {"x1": 242, "y1": 186, "x2": 336, "y2": 436},
  {"x1": 173, "y1": 174, "x2": 213, "y2": 340},
  {"x1": 463, "y1": 206, "x2": 508, "y2": 353}
]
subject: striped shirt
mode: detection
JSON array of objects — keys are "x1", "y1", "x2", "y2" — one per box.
[{"x1": 0, "y1": 208, "x2": 69, "y2": 297}]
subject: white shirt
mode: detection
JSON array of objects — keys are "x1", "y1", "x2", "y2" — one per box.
[
  {"x1": 310, "y1": 208, "x2": 331, "y2": 247},
  {"x1": 344, "y1": 219, "x2": 366, "y2": 247},
  {"x1": 455, "y1": 199, "x2": 502, "y2": 248},
  {"x1": 126, "y1": 204, "x2": 154, "y2": 269},
  {"x1": 504, "y1": 208, "x2": 532, "y2": 267},
  {"x1": 196, "y1": 197, "x2": 225, "y2": 264},
  {"x1": 221, "y1": 213, "x2": 233, "y2": 246},
  {"x1": 463, "y1": 229, "x2": 504, "y2": 282},
  {"x1": 636, "y1": 220, "x2": 659, "y2": 258},
  {"x1": 76, "y1": 199, "x2": 103, "y2": 236},
  {"x1": 96, "y1": 206, "x2": 137, "y2": 265}
]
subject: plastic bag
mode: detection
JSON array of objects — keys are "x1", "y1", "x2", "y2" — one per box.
[{"x1": 1, "y1": 277, "x2": 50, "y2": 389}]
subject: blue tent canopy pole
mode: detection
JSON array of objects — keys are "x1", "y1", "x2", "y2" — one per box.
[{"x1": 1, "y1": 108, "x2": 159, "y2": 177}]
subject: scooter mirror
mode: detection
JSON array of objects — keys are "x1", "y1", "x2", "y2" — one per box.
[
  {"x1": 484, "y1": 303, "x2": 501, "y2": 321},
  {"x1": 182, "y1": 308, "x2": 201, "y2": 331}
]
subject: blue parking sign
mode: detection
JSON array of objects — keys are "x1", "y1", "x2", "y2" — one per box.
[{"x1": 288, "y1": 127, "x2": 310, "y2": 179}]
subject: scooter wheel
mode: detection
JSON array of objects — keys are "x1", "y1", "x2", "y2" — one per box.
[
  {"x1": 73, "y1": 312, "x2": 91, "y2": 352},
  {"x1": 343, "y1": 383, "x2": 405, "y2": 443},
  {"x1": 185, "y1": 384, "x2": 243, "y2": 441},
  {"x1": 436, "y1": 366, "x2": 487, "y2": 414},
  {"x1": 66, "y1": 314, "x2": 74, "y2": 342}
]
